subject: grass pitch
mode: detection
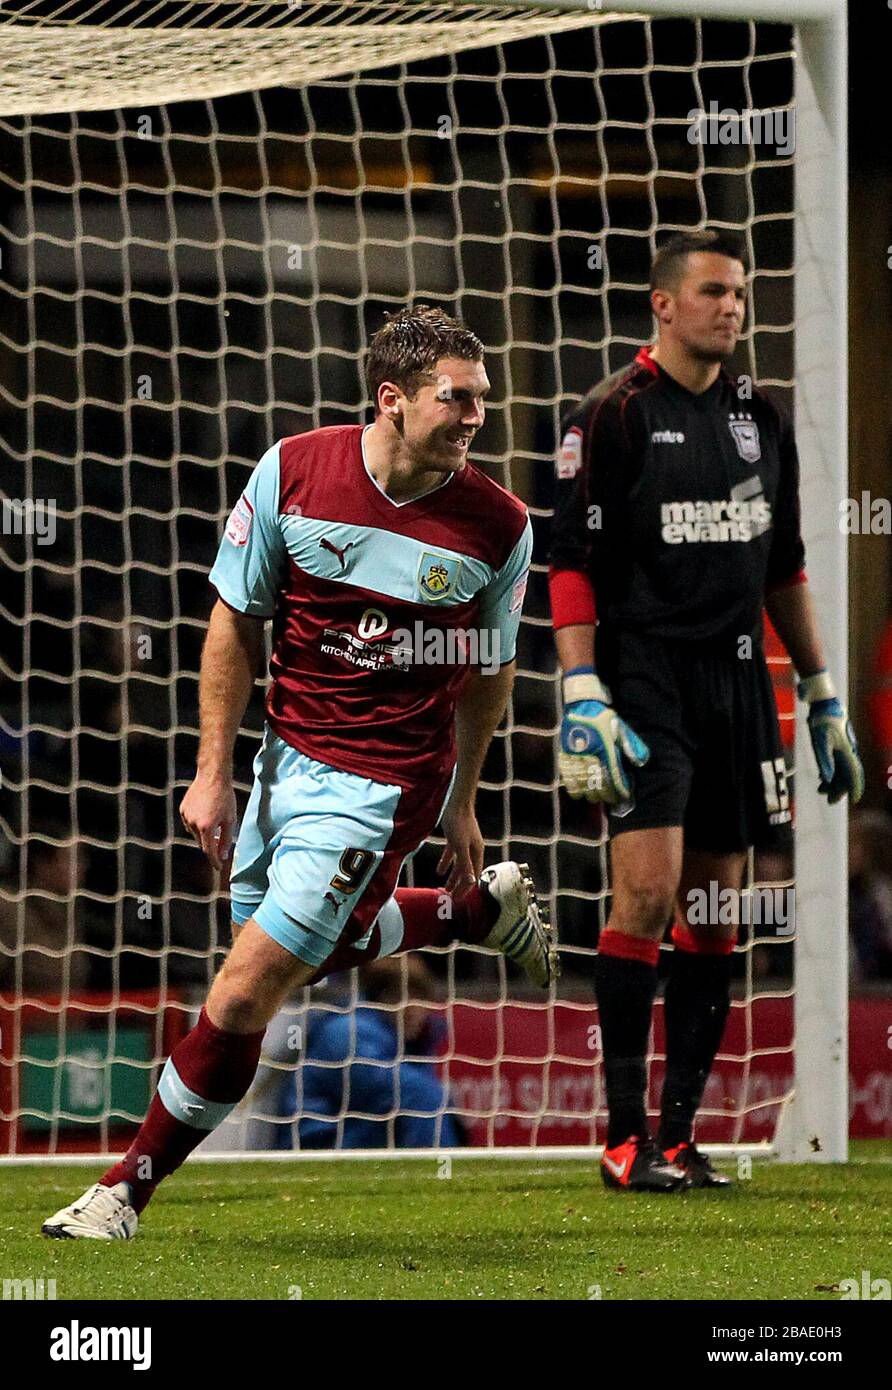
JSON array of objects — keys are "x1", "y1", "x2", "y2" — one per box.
[{"x1": 2, "y1": 1142, "x2": 890, "y2": 1301}]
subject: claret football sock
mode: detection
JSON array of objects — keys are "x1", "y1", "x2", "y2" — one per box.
[
  {"x1": 594, "y1": 929, "x2": 661, "y2": 1149},
  {"x1": 658, "y1": 926, "x2": 734, "y2": 1151},
  {"x1": 100, "y1": 1006, "x2": 265, "y2": 1214},
  {"x1": 303, "y1": 884, "x2": 499, "y2": 981},
  {"x1": 393, "y1": 883, "x2": 498, "y2": 950}
]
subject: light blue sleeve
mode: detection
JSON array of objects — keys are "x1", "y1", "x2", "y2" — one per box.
[
  {"x1": 208, "y1": 443, "x2": 286, "y2": 618},
  {"x1": 476, "y1": 514, "x2": 533, "y2": 665}
]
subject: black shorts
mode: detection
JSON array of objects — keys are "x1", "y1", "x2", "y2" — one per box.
[{"x1": 596, "y1": 627, "x2": 793, "y2": 855}]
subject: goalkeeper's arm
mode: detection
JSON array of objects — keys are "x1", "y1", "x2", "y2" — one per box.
[
  {"x1": 548, "y1": 407, "x2": 649, "y2": 809},
  {"x1": 765, "y1": 577, "x2": 864, "y2": 805},
  {"x1": 549, "y1": 575, "x2": 649, "y2": 810}
]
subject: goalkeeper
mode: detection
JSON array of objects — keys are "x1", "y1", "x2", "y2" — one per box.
[{"x1": 548, "y1": 229, "x2": 863, "y2": 1191}]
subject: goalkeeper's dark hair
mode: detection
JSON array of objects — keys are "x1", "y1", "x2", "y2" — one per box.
[
  {"x1": 650, "y1": 229, "x2": 748, "y2": 294},
  {"x1": 366, "y1": 304, "x2": 484, "y2": 413}
]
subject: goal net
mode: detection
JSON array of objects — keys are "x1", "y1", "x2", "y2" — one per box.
[{"x1": 0, "y1": 0, "x2": 815, "y2": 1158}]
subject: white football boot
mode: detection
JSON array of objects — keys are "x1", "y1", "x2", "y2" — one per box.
[
  {"x1": 42, "y1": 1181, "x2": 138, "y2": 1240},
  {"x1": 479, "y1": 861, "x2": 559, "y2": 989}
]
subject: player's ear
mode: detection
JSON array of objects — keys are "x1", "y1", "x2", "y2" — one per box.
[
  {"x1": 377, "y1": 381, "x2": 402, "y2": 419},
  {"x1": 650, "y1": 287, "x2": 672, "y2": 324},
  {"x1": 644, "y1": 287, "x2": 672, "y2": 328}
]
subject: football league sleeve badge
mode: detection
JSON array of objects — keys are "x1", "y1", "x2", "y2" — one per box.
[{"x1": 224, "y1": 493, "x2": 254, "y2": 546}]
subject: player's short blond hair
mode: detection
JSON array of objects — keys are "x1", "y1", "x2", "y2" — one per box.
[{"x1": 366, "y1": 304, "x2": 483, "y2": 412}]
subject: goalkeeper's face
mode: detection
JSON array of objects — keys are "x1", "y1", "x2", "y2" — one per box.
[
  {"x1": 401, "y1": 356, "x2": 490, "y2": 474},
  {"x1": 665, "y1": 251, "x2": 747, "y2": 363}
]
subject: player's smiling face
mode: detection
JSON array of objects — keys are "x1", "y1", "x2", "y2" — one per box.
[
  {"x1": 403, "y1": 356, "x2": 490, "y2": 473},
  {"x1": 664, "y1": 251, "x2": 747, "y2": 363}
]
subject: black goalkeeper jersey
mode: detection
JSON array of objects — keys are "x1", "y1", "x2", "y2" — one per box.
[{"x1": 549, "y1": 345, "x2": 806, "y2": 646}]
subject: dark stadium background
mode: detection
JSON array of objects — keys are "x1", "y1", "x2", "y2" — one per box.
[{"x1": 0, "y1": 4, "x2": 889, "y2": 1004}]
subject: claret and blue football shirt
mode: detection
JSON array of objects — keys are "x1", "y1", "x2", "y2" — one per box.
[{"x1": 210, "y1": 424, "x2": 532, "y2": 788}]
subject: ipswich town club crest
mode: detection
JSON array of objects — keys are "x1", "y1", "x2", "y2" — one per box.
[
  {"x1": 418, "y1": 552, "x2": 461, "y2": 601},
  {"x1": 728, "y1": 413, "x2": 762, "y2": 463}
]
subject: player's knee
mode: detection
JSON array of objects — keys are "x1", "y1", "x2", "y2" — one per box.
[
  {"x1": 613, "y1": 881, "x2": 675, "y2": 936},
  {"x1": 207, "y1": 977, "x2": 271, "y2": 1034}
]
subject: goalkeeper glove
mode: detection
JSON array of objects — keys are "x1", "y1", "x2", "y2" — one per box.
[
  {"x1": 798, "y1": 669, "x2": 865, "y2": 806},
  {"x1": 558, "y1": 666, "x2": 650, "y2": 813}
]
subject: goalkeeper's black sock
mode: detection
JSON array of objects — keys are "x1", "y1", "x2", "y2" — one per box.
[
  {"x1": 594, "y1": 929, "x2": 661, "y2": 1149},
  {"x1": 658, "y1": 925, "x2": 734, "y2": 1151}
]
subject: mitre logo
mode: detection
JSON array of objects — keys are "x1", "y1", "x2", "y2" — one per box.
[{"x1": 661, "y1": 476, "x2": 771, "y2": 544}]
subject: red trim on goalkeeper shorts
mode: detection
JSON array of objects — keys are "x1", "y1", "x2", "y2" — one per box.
[
  {"x1": 598, "y1": 927, "x2": 661, "y2": 968},
  {"x1": 765, "y1": 567, "x2": 806, "y2": 593},
  {"x1": 548, "y1": 566, "x2": 597, "y2": 630},
  {"x1": 671, "y1": 922, "x2": 735, "y2": 955},
  {"x1": 764, "y1": 610, "x2": 796, "y2": 752},
  {"x1": 100, "y1": 1007, "x2": 264, "y2": 1213}
]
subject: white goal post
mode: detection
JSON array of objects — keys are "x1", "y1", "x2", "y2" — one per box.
[
  {"x1": 490, "y1": 0, "x2": 851, "y2": 1165},
  {"x1": 0, "y1": 0, "x2": 849, "y2": 1163}
]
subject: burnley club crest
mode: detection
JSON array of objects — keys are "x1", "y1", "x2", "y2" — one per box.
[{"x1": 418, "y1": 552, "x2": 461, "y2": 602}]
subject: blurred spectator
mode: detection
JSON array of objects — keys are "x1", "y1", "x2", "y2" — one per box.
[
  {"x1": 0, "y1": 831, "x2": 91, "y2": 995},
  {"x1": 283, "y1": 956, "x2": 465, "y2": 1150},
  {"x1": 848, "y1": 808, "x2": 892, "y2": 982}
]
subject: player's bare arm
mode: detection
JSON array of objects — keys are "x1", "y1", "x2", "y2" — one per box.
[
  {"x1": 180, "y1": 599, "x2": 265, "y2": 869},
  {"x1": 438, "y1": 660, "x2": 515, "y2": 897},
  {"x1": 764, "y1": 579, "x2": 825, "y2": 677},
  {"x1": 555, "y1": 622, "x2": 594, "y2": 675}
]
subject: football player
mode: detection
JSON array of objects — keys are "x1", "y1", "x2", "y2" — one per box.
[
  {"x1": 43, "y1": 305, "x2": 556, "y2": 1238},
  {"x1": 549, "y1": 230, "x2": 862, "y2": 1191}
]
